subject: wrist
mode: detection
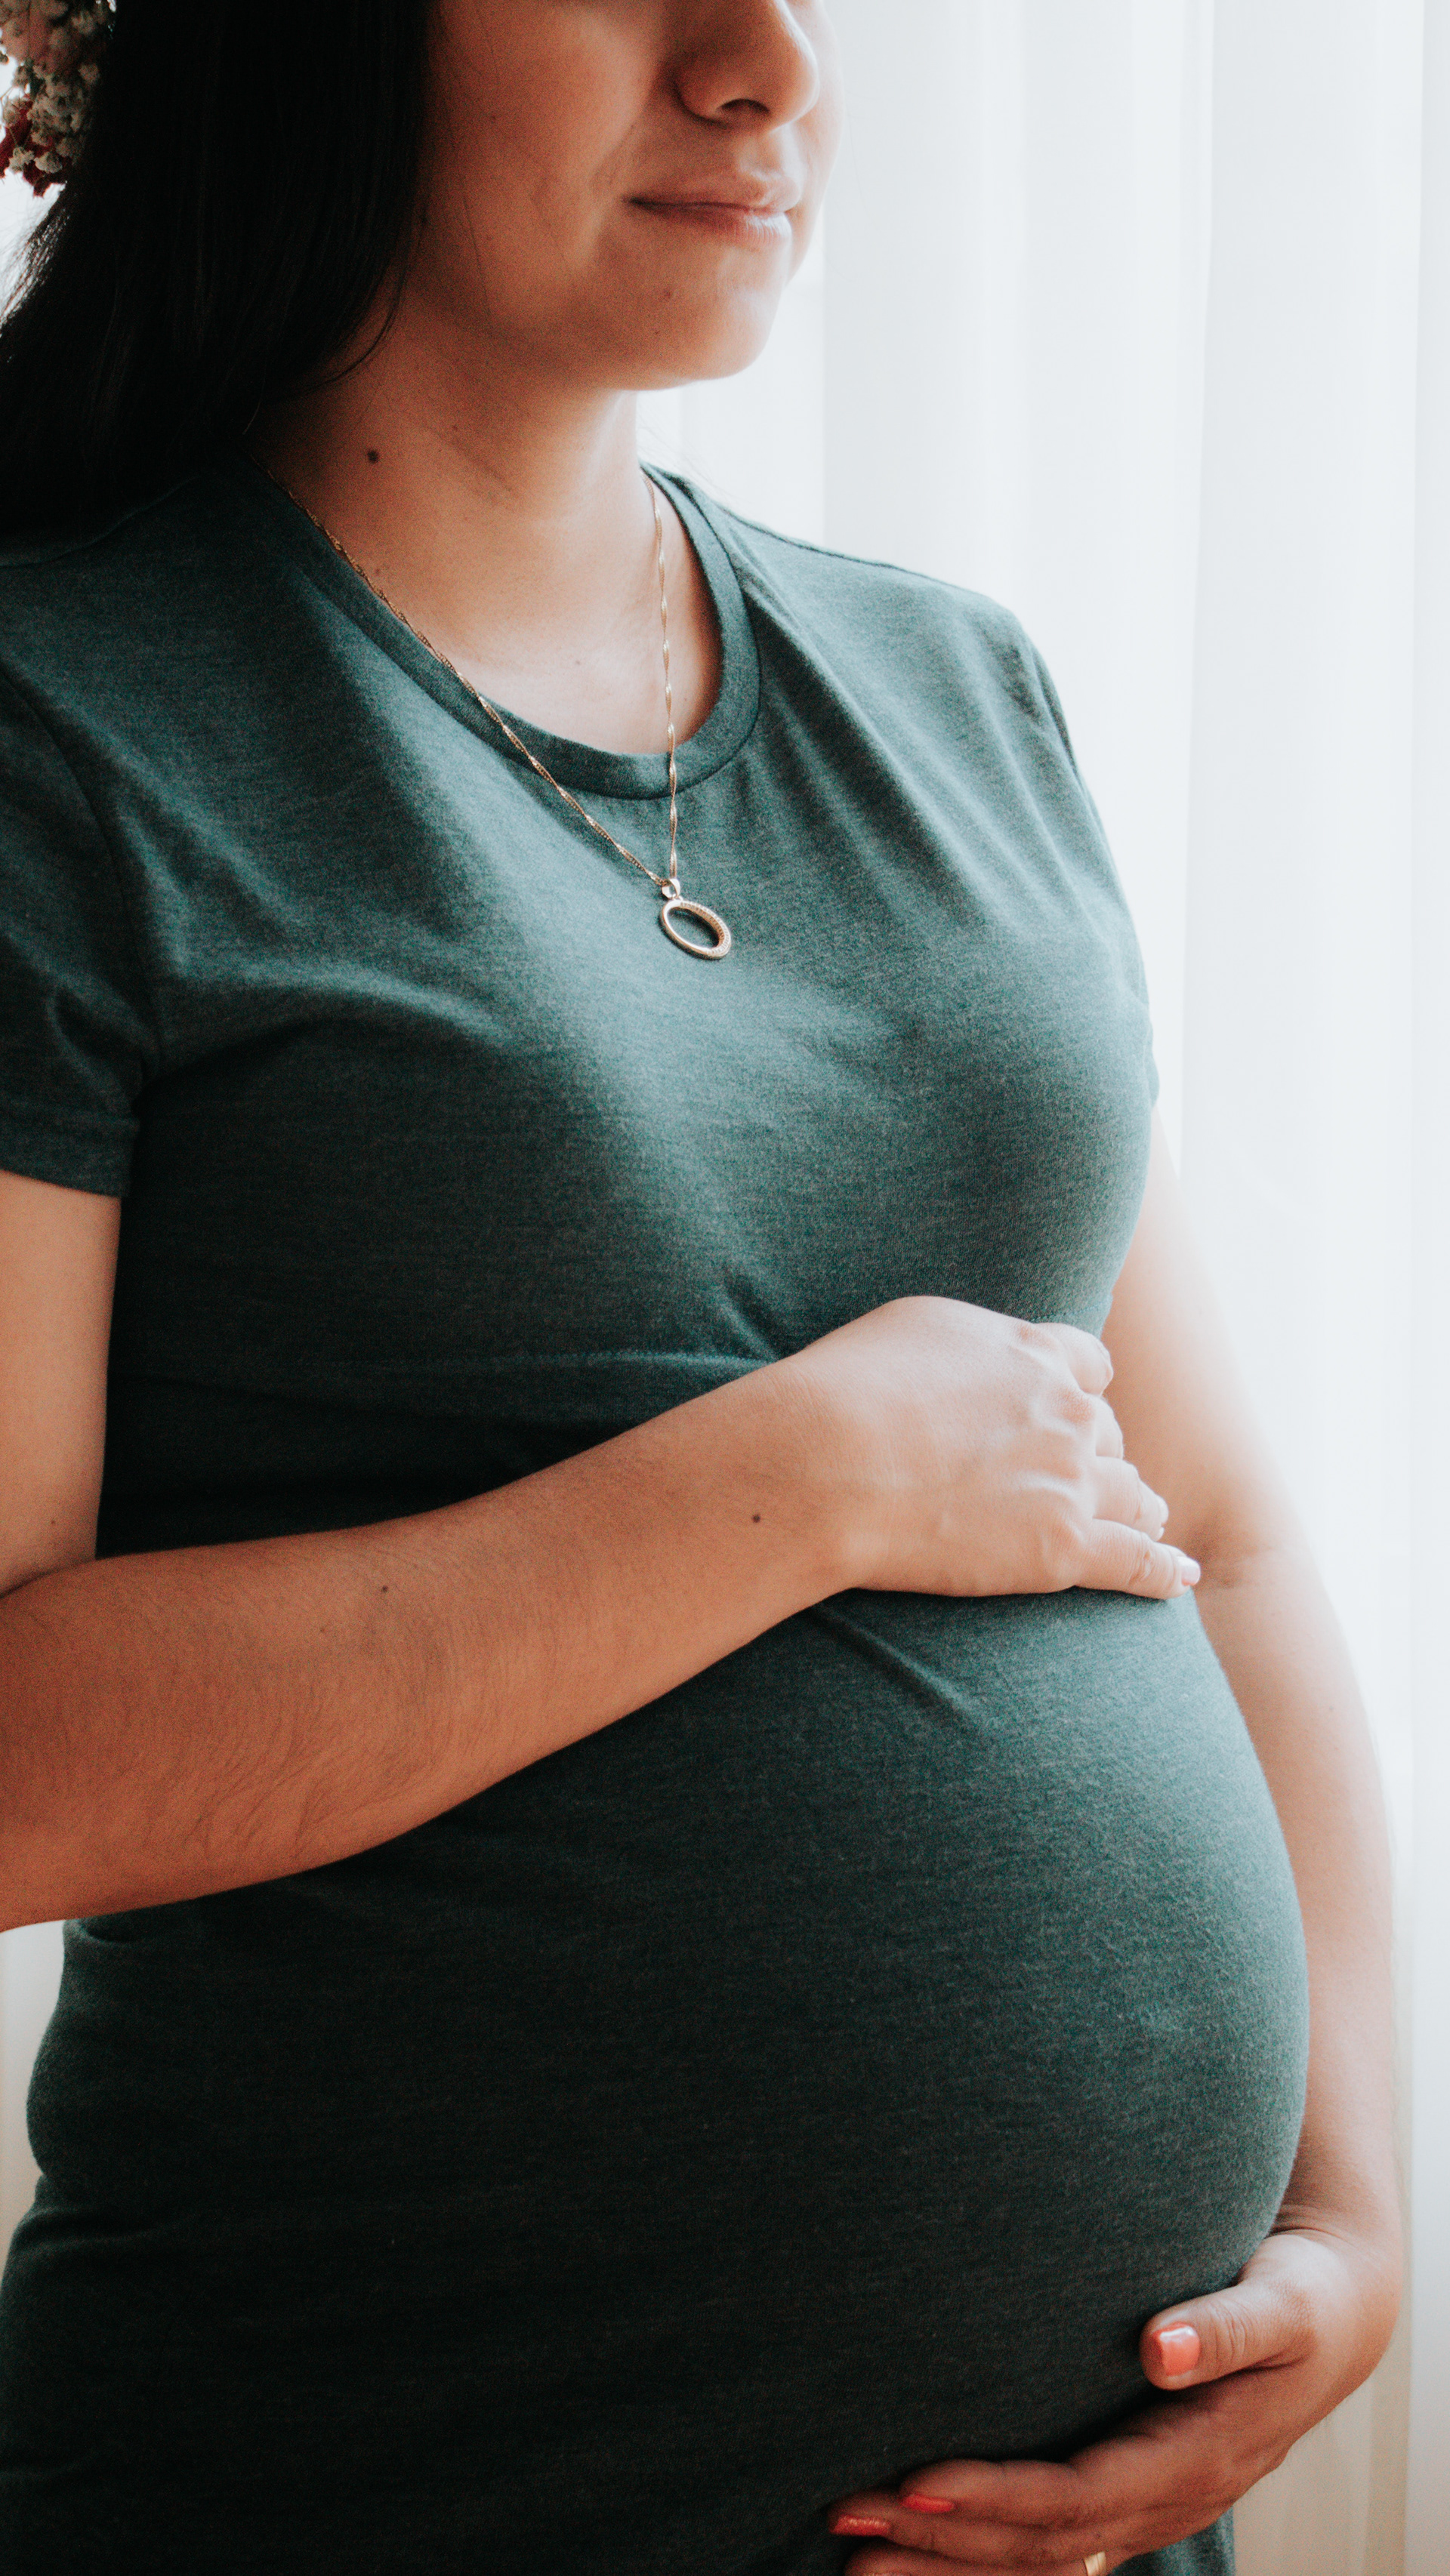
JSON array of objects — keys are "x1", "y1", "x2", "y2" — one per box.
[
  {"x1": 1273, "y1": 2186, "x2": 1403, "y2": 2294},
  {"x1": 1279, "y1": 2099, "x2": 1402, "y2": 2257},
  {"x1": 756, "y1": 1348, "x2": 879, "y2": 1598}
]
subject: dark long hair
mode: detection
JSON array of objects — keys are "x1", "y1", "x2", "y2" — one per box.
[{"x1": 0, "y1": 0, "x2": 432, "y2": 533}]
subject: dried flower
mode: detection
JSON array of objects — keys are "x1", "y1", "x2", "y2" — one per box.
[{"x1": 0, "y1": 1, "x2": 114, "y2": 195}]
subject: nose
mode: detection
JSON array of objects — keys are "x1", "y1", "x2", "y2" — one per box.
[{"x1": 674, "y1": 0, "x2": 822, "y2": 130}]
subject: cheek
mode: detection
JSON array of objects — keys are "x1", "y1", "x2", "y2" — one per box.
[
  {"x1": 801, "y1": 69, "x2": 847, "y2": 221},
  {"x1": 425, "y1": 20, "x2": 641, "y2": 307}
]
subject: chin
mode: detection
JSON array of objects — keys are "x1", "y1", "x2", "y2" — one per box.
[{"x1": 627, "y1": 300, "x2": 785, "y2": 393}]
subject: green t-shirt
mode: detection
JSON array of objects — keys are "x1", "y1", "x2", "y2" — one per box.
[{"x1": 0, "y1": 458, "x2": 1306, "y2": 2576}]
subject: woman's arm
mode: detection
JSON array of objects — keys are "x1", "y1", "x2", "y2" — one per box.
[
  {"x1": 828, "y1": 1115, "x2": 1401, "y2": 2569},
  {"x1": 0, "y1": 1167, "x2": 1187, "y2": 1933},
  {"x1": 1112, "y1": 1122, "x2": 1399, "y2": 2282}
]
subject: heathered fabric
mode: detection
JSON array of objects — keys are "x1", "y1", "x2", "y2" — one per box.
[{"x1": 0, "y1": 457, "x2": 1307, "y2": 2574}]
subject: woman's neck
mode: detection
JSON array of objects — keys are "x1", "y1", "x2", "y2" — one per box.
[{"x1": 251, "y1": 306, "x2": 722, "y2": 753}]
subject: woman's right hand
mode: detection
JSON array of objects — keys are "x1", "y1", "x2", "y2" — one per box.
[
  {"x1": 0, "y1": 1189, "x2": 1189, "y2": 1929},
  {"x1": 784, "y1": 1295, "x2": 1195, "y2": 1602}
]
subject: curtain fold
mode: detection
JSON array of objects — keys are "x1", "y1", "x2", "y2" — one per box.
[
  {"x1": 1185, "y1": 11, "x2": 1423, "y2": 2547},
  {"x1": 1408, "y1": 8, "x2": 1450, "y2": 2571}
]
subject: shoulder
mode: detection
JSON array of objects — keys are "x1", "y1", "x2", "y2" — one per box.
[
  {"x1": 666, "y1": 478, "x2": 1077, "y2": 767},
  {"x1": 0, "y1": 462, "x2": 281, "y2": 713},
  {"x1": 0, "y1": 464, "x2": 251, "y2": 595},
  {"x1": 0, "y1": 464, "x2": 341, "y2": 813}
]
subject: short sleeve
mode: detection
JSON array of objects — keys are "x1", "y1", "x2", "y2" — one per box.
[
  {"x1": 0, "y1": 665, "x2": 153, "y2": 1195},
  {"x1": 1016, "y1": 626, "x2": 1162, "y2": 1111}
]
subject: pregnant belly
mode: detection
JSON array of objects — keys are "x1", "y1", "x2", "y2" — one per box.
[{"x1": 17, "y1": 1589, "x2": 1308, "y2": 2576}]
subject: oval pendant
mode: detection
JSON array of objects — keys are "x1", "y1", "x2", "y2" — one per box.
[{"x1": 659, "y1": 893, "x2": 733, "y2": 960}]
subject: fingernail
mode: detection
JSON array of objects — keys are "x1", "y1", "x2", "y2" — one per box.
[
  {"x1": 829, "y1": 2513, "x2": 893, "y2": 2536},
  {"x1": 1155, "y1": 2323, "x2": 1202, "y2": 2371},
  {"x1": 901, "y1": 2490, "x2": 957, "y2": 2515},
  {"x1": 1175, "y1": 1553, "x2": 1201, "y2": 1585}
]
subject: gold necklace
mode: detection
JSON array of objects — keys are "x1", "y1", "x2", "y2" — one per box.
[{"x1": 264, "y1": 464, "x2": 733, "y2": 962}]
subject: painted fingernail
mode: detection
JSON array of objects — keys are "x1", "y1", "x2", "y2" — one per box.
[
  {"x1": 1155, "y1": 2323, "x2": 1202, "y2": 2371},
  {"x1": 828, "y1": 2513, "x2": 893, "y2": 2536},
  {"x1": 901, "y1": 2491, "x2": 957, "y2": 2515}
]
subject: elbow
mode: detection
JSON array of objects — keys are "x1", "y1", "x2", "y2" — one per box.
[{"x1": 1184, "y1": 1524, "x2": 1320, "y2": 1595}]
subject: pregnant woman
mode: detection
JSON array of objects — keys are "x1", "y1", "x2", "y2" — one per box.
[{"x1": 0, "y1": 5, "x2": 1399, "y2": 2572}]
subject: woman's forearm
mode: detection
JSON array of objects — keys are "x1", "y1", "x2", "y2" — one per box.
[
  {"x1": 0, "y1": 1359, "x2": 845, "y2": 1930},
  {"x1": 1, "y1": 1291, "x2": 1193, "y2": 1935},
  {"x1": 1101, "y1": 1125, "x2": 1400, "y2": 2275},
  {"x1": 1194, "y1": 1540, "x2": 1401, "y2": 2270}
]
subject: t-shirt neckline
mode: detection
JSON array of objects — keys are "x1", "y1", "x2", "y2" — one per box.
[{"x1": 221, "y1": 451, "x2": 760, "y2": 802}]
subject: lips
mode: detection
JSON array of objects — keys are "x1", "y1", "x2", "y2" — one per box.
[
  {"x1": 629, "y1": 191, "x2": 798, "y2": 246},
  {"x1": 631, "y1": 177, "x2": 799, "y2": 220}
]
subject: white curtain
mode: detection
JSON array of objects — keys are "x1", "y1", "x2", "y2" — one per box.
[{"x1": 2, "y1": 5, "x2": 1446, "y2": 2565}]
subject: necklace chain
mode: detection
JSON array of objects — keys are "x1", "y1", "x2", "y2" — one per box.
[{"x1": 261, "y1": 462, "x2": 732, "y2": 960}]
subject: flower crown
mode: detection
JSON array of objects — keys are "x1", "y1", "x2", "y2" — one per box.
[{"x1": 1, "y1": 2, "x2": 114, "y2": 195}]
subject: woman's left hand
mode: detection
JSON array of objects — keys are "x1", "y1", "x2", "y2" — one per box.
[{"x1": 827, "y1": 2214, "x2": 1399, "y2": 2572}]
